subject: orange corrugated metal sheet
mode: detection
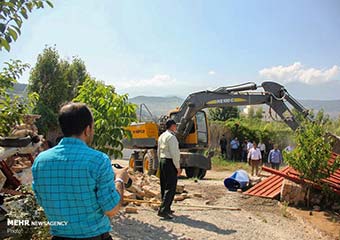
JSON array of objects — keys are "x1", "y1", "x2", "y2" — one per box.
[
  {"x1": 244, "y1": 166, "x2": 290, "y2": 198},
  {"x1": 244, "y1": 153, "x2": 340, "y2": 198}
]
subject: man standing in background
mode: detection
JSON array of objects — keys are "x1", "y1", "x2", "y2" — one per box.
[
  {"x1": 219, "y1": 134, "x2": 227, "y2": 159},
  {"x1": 268, "y1": 144, "x2": 283, "y2": 170},
  {"x1": 241, "y1": 139, "x2": 248, "y2": 162},
  {"x1": 247, "y1": 142, "x2": 262, "y2": 176},
  {"x1": 258, "y1": 141, "x2": 266, "y2": 163},
  {"x1": 157, "y1": 119, "x2": 181, "y2": 220},
  {"x1": 230, "y1": 137, "x2": 240, "y2": 161}
]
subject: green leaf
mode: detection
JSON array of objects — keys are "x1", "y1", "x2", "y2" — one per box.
[
  {"x1": 20, "y1": 7, "x2": 28, "y2": 19},
  {"x1": 14, "y1": 17, "x2": 22, "y2": 28},
  {"x1": 8, "y1": 27, "x2": 18, "y2": 41},
  {"x1": 1, "y1": 37, "x2": 10, "y2": 51},
  {"x1": 11, "y1": 25, "x2": 21, "y2": 35},
  {"x1": 46, "y1": 0, "x2": 54, "y2": 8}
]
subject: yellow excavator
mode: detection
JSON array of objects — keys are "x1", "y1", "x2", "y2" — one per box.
[{"x1": 123, "y1": 81, "x2": 311, "y2": 179}]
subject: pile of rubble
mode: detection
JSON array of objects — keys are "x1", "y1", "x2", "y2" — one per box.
[{"x1": 122, "y1": 171, "x2": 188, "y2": 213}]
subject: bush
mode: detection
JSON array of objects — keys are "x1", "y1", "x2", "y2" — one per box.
[{"x1": 284, "y1": 119, "x2": 340, "y2": 206}]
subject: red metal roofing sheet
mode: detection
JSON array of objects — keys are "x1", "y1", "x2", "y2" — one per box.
[
  {"x1": 244, "y1": 166, "x2": 290, "y2": 198},
  {"x1": 244, "y1": 153, "x2": 340, "y2": 198}
]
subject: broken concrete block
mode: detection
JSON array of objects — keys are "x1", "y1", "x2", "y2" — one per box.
[
  {"x1": 125, "y1": 207, "x2": 138, "y2": 214},
  {"x1": 174, "y1": 195, "x2": 185, "y2": 201},
  {"x1": 280, "y1": 179, "x2": 306, "y2": 206},
  {"x1": 127, "y1": 184, "x2": 145, "y2": 199},
  {"x1": 142, "y1": 186, "x2": 160, "y2": 199},
  {"x1": 180, "y1": 193, "x2": 189, "y2": 199},
  {"x1": 123, "y1": 191, "x2": 136, "y2": 199},
  {"x1": 193, "y1": 193, "x2": 203, "y2": 198}
]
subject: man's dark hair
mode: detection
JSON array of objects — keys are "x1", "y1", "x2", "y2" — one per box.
[
  {"x1": 58, "y1": 102, "x2": 93, "y2": 137},
  {"x1": 166, "y1": 119, "x2": 176, "y2": 129}
]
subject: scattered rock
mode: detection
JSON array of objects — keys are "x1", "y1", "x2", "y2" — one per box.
[
  {"x1": 142, "y1": 186, "x2": 160, "y2": 199},
  {"x1": 237, "y1": 189, "x2": 243, "y2": 193},
  {"x1": 127, "y1": 185, "x2": 145, "y2": 199},
  {"x1": 125, "y1": 207, "x2": 138, "y2": 214},
  {"x1": 174, "y1": 195, "x2": 186, "y2": 201},
  {"x1": 124, "y1": 191, "x2": 136, "y2": 199},
  {"x1": 193, "y1": 193, "x2": 203, "y2": 198},
  {"x1": 181, "y1": 193, "x2": 189, "y2": 199},
  {"x1": 176, "y1": 184, "x2": 185, "y2": 193}
]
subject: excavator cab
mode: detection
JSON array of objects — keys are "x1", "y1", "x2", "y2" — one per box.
[{"x1": 176, "y1": 111, "x2": 209, "y2": 149}]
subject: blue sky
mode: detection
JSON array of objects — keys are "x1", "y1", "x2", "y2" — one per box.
[{"x1": 1, "y1": 0, "x2": 340, "y2": 99}]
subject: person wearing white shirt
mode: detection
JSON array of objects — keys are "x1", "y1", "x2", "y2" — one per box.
[
  {"x1": 258, "y1": 141, "x2": 266, "y2": 161},
  {"x1": 247, "y1": 142, "x2": 262, "y2": 176},
  {"x1": 157, "y1": 119, "x2": 181, "y2": 220},
  {"x1": 247, "y1": 141, "x2": 253, "y2": 152}
]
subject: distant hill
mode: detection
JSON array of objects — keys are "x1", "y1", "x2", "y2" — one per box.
[
  {"x1": 299, "y1": 100, "x2": 340, "y2": 118},
  {"x1": 12, "y1": 83, "x2": 28, "y2": 97},
  {"x1": 11, "y1": 83, "x2": 340, "y2": 119}
]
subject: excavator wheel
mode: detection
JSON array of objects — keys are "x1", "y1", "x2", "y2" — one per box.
[
  {"x1": 197, "y1": 169, "x2": 207, "y2": 179},
  {"x1": 143, "y1": 153, "x2": 156, "y2": 176},
  {"x1": 129, "y1": 152, "x2": 143, "y2": 172},
  {"x1": 185, "y1": 167, "x2": 206, "y2": 179}
]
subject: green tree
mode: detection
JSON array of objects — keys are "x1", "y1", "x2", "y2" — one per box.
[
  {"x1": 28, "y1": 47, "x2": 88, "y2": 134},
  {"x1": 208, "y1": 106, "x2": 239, "y2": 121},
  {"x1": 74, "y1": 77, "x2": 137, "y2": 158},
  {"x1": 0, "y1": 0, "x2": 53, "y2": 51},
  {"x1": 28, "y1": 46, "x2": 68, "y2": 133},
  {"x1": 284, "y1": 118, "x2": 340, "y2": 207},
  {"x1": 0, "y1": 60, "x2": 38, "y2": 136},
  {"x1": 64, "y1": 57, "x2": 88, "y2": 99}
]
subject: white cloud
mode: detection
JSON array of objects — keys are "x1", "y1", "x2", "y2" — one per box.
[
  {"x1": 117, "y1": 74, "x2": 177, "y2": 89},
  {"x1": 259, "y1": 62, "x2": 340, "y2": 85},
  {"x1": 208, "y1": 70, "x2": 216, "y2": 75}
]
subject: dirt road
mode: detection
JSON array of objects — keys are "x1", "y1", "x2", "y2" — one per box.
[{"x1": 110, "y1": 162, "x2": 333, "y2": 240}]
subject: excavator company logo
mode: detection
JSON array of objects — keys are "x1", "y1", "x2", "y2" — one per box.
[
  {"x1": 133, "y1": 130, "x2": 145, "y2": 134},
  {"x1": 206, "y1": 98, "x2": 246, "y2": 105}
]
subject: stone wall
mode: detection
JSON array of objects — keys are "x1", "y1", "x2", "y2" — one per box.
[{"x1": 280, "y1": 179, "x2": 306, "y2": 206}]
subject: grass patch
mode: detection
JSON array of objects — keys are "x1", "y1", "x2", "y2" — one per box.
[
  {"x1": 280, "y1": 201, "x2": 290, "y2": 218},
  {"x1": 212, "y1": 156, "x2": 251, "y2": 172}
]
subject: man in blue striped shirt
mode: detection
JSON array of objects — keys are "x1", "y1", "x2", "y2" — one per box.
[{"x1": 32, "y1": 102, "x2": 129, "y2": 239}]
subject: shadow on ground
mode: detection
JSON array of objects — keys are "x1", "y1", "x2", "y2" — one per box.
[
  {"x1": 175, "y1": 215, "x2": 237, "y2": 235},
  {"x1": 110, "y1": 215, "x2": 184, "y2": 240}
]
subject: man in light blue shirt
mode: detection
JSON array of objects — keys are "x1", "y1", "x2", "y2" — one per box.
[
  {"x1": 267, "y1": 144, "x2": 283, "y2": 170},
  {"x1": 230, "y1": 137, "x2": 240, "y2": 161},
  {"x1": 32, "y1": 102, "x2": 129, "y2": 239}
]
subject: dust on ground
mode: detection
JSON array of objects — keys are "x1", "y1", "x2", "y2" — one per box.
[{"x1": 111, "y1": 160, "x2": 339, "y2": 240}]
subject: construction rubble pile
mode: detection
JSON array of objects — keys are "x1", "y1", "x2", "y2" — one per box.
[
  {"x1": 0, "y1": 114, "x2": 43, "y2": 193},
  {"x1": 122, "y1": 171, "x2": 187, "y2": 214}
]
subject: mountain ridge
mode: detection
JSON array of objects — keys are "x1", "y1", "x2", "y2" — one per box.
[{"x1": 12, "y1": 83, "x2": 340, "y2": 118}]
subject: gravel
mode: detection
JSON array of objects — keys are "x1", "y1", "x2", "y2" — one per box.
[{"x1": 109, "y1": 178, "x2": 330, "y2": 240}]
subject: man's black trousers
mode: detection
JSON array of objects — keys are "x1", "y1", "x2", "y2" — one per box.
[{"x1": 159, "y1": 158, "x2": 178, "y2": 214}]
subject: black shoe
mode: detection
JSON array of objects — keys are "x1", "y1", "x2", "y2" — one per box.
[{"x1": 158, "y1": 212, "x2": 173, "y2": 220}]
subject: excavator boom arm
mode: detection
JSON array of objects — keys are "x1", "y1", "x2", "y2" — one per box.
[{"x1": 173, "y1": 81, "x2": 311, "y2": 141}]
